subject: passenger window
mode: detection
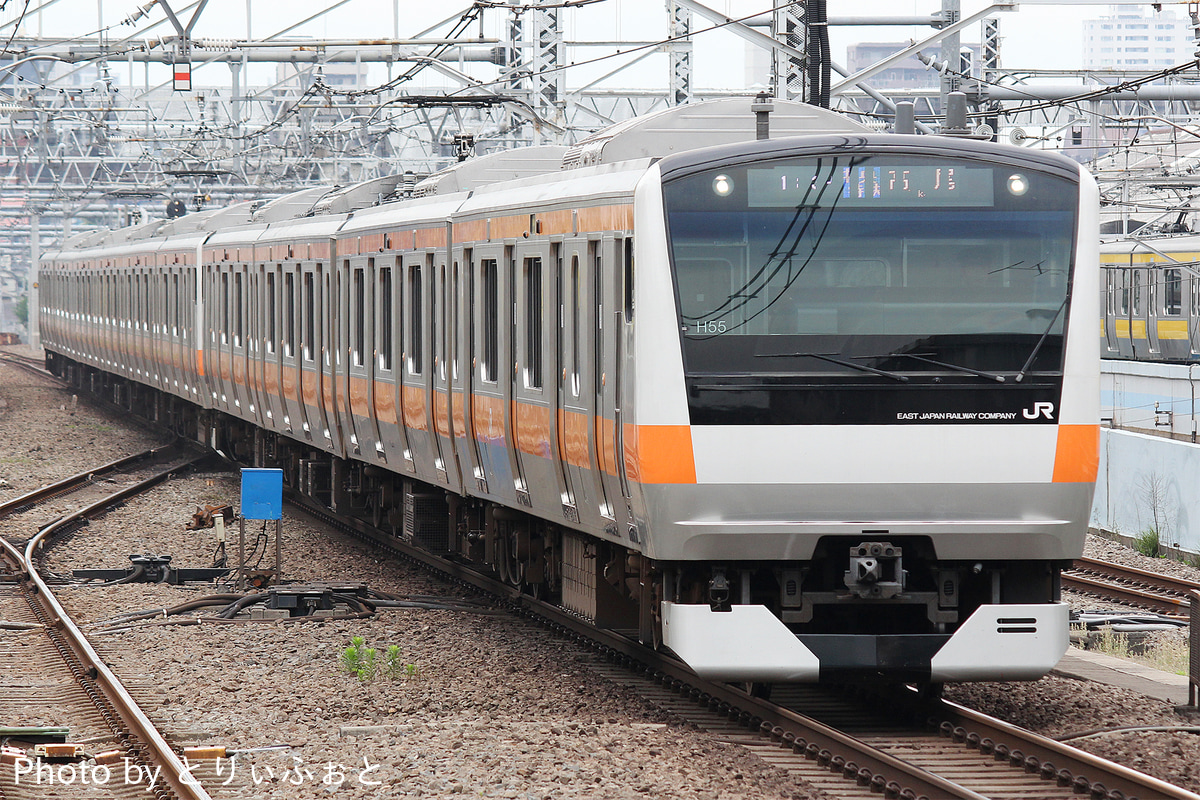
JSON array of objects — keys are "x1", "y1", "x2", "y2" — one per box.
[
  {"x1": 303, "y1": 271, "x2": 315, "y2": 362},
  {"x1": 524, "y1": 256, "x2": 543, "y2": 389},
  {"x1": 409, "y1": 261, "x2": 424, "y2": 375},
  {"x1": 284, "y1": 269, "x2": 295, "y2": 358},
  {"x1": 480, "y1": 258, "x2": 498, "y2": 383},
  {"x1": 266, "y1": 270, "x2": 277, "y2": 354},
  {"x1": 353, "y1": 265, "x2": 366, "y2": 367},
  {"x1": 379, "y1": 264, "x2": 393, "y2": 371},
  {"x1": 221, "y1": 273, "x2": 229, "y2": 344},
  {"x1": 571, "y1": 254, "x2": 581, "y2": 397},
  {"x1": 1165, "y1": 269, "x2": 1182, "y2": 315},
  {"x1": 234, "y1": 272, "x2": 244, "y2": 348}
]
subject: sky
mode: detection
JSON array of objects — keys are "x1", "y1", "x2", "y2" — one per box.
[{"x1": 3, "y1": 1, "x2": 1190, "y2": 93}]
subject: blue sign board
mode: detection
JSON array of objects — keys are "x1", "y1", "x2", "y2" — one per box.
[{"x1": 241, "y1": 468, "x2": 283, "y2": 520}]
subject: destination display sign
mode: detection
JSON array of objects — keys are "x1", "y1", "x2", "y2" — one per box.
[{"x1": 747, "y1": 164, "x2": 996, "y2": 208}]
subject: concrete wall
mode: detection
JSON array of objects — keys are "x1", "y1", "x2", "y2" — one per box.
[
  {"x1": 1101, "y1": 359, "x2": 1200, "y2": 440},
  {"x1": 1093, "y1": 427, "x2": 1200, "y2": 557}
]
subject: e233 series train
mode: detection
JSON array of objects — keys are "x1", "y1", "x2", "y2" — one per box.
[
  {"x1": 39, "y1": 98, "x2": 1099, "y2": 685},
  {"x1": 1100, "y1": 232, "x2": 1200, "y2": 362}
]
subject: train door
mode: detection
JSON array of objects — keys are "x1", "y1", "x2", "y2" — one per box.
[
  {"x1": 127, "y1": 269, "x2": 141, "y2": 382},
  {"x1": 200, "y1": 264, "x2": 217, "y2": 410},
  {"x1": 151, "y1": 270, "x2": 164, "y2": 390},
  {"x1": 246, "y1": 265, "x2": 264, "y2": 427},
  {"x1": 262, "y1": 263, "x2": 287, "y2": 431},
  {"x1": 280, "y1": 263, "x2": 304, "y2": 439},
  {"x1": 1117, "y1": 265, "x2": 1134, "y2": 359},
  {"x1": 454, "y1": 247, "x2": 487, "y2": 494},
  {"x1": 166, "y1": 268, "x2": 178, "y2": 392},
  {"x1": 346, "y1": 256, "x2": 378, "y2": 457},
  {"x1": 363, "y1": 257, "x2": 386, "y2": 458},
  {"x1": 431, "y1": 244, "x2": 463, "y2": 492},
  {"x1": 1146, "y1": 266, "x2": 1161, "y2": 355},
  {"x1": 298, "y1": 262, "x2": 324, "y2": 445},
  {"x1": 373, "y1": 257, "x2": 407, "y2": 467},
  {"x1": 559, "y1": 238, "x2": 595, "y2": 527},
  {"x1": 402, "y1": 252, "x2": 434, "y2": 476},
  {"x1": 324, "y1": 260, "x2": 346, "y2": 455},
  {"x1": 594, "y1": 235, "x2": 625, "y2": 524},
  {"x1": 502, "y1": 246, "x2": 529, "y2": 506},
  {"x1": 471, "y1": 246, "x2": 509, "y2": 498},
  {"x1": 616, "y1": 236, "x2": 634, "y2": 513},
  {"x1": 231, "y1": 267, "x2": 252, "y2": 417},
  {"x1": 1191, "y1": 272, "x2": 1200, "y2": 357},
  {"x1": 1103, "y1": 268, "x2": 1120, "y2": 354},
  {"x1": 511, "y1": 244, "x2": 549, "y2": 509}
]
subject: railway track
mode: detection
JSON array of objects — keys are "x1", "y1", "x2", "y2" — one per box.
[
  {"x1": 0, "y1": 443, "x2": 213, "y2": 800},
  {"x1": 1063, "y1": 555, "x2": 1200, "y2": 615},
  {"x1": 288, "y1": 491, "x2": 1199, "y2": 800},
  {"x1": 0, "y1": 443, "x2": 191, "y2": 547},
  {"x1": 0, "y1": 350, "x2": 51, "y2": 377}
]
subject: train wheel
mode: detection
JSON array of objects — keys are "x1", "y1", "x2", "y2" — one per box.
[
  {"x1": 747, "y1": 682, "x2": 773, "y2": 701},
  {"x1": 915, "y1": 682, "x2": 944, "y2": 700},
  {"x1": 369, "y1": 492, "x2": 385, "y2": 529}
]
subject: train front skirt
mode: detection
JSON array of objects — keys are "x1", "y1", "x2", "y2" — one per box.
[{"x1": 660, "y1": 601, "x2": 1071, "y2": 683}]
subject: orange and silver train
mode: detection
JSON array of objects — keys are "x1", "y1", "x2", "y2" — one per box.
[{"x1": 39, "y1": 98, "x2": 1099, "y2": 685}]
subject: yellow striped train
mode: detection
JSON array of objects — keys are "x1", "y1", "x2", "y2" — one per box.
[
  {"x1": 39, "y1": 98, "x2": 1100, "y2": 687},
  {"x1": 1101, "y1": 234, "x2": 1200, "y2": 361}
]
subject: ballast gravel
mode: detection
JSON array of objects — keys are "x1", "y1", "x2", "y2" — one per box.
[{"x1": 4, "y1": 348, "x2": 1200, "y2": 797}]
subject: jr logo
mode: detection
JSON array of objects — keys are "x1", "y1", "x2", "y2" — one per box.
[{"x1": 1023, "y1": 402, "x2": 1055, "y2": 420}]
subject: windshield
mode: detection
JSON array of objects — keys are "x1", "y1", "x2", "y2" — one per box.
[{"x1": 663, "y1": 153, "x2": 1078, "y2": 379}]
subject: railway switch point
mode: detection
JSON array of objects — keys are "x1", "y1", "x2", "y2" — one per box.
[{"x1": 70, "y1": 553, "x2": 229, "y2": 584}]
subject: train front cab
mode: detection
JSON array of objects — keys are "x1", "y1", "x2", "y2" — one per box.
[{"x1": 629, "y1": 134, "x2": 1100, "y2": 684}]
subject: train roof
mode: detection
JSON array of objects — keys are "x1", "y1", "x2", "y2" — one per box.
[
  {"x1": 1100, "y1": 233, "x2": 1200, "y2": 255},
  {"x1": 412, "y1": 145, "x2": 569, "y2": 197},
  {"x1": 47, "y1": 98, "x2": 875, "y2": 256},
  {"x1": 561, "y1": 96, "x2": 868, "y2": 169}
]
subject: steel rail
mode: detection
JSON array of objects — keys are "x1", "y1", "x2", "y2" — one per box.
[
  {"x1": 0, "y1": 442, "x2": 182, "y2": 520},
  {"x1": 1063, "y1": 555, "x2": 1200, "y2": 614},
  {"x1": 284, "y1": 491, "x2": 991, "y2": 800},
  {"x1": 935, "y1": 697, "x2": 1200, "y2": 800},
  {"x1": 4, "y1": 447, "x2": 214, "y2": 800},
  {"x1": 288, "y1": 489, "x2": 1200, "y2": 800},
  {"x1": 0, "y1": 351, "x2": 51, "y2": 372}
]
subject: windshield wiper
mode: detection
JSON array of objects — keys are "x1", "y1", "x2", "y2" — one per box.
[
  {"x1": 760, "y1": 352, "x2": 909, "y2": 382},
  {"x1": 873, "y1": 353, "x2": 1005, "y2": 383},
  {"x1": 1015, "y1": 295, "x2": 1069, "y2": 383}
]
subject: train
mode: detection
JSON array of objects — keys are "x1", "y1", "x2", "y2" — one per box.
[
  {"x1": 38, "y1": 97, "x2": 1100, "y2": 686},
  {"x1": 1101, "y1": 233, "x2": 1200, "y2": 362}
]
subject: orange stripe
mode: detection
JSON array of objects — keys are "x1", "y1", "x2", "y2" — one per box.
[
  {"x1": 452, "y1": 391, "x2": 466, "y2": 438},
  {"x1": 434, "y1": 389, "x2": 450, "y2": 437},
  {"x1": 560, "y1": 408, "x2": 590, "y2": 468},
  {"x1": 624, "y1": 424, "x2": 696, "y2": 485},
  {"x1": 373, "y1": 379, "x2": 397, "y2": 426},
  {"x1": 1052, "y1": 424, "x2": 1099, "y2": 483},
  {"x1": 471, "y1": 393, "x2": 505, "y2": 442},
  {"x1": 414, "y1": 227, "x2": 444, "y2": 249},
  {"x1": 402, "y1": 384, "x2": 427, "y2": 430},
  {"x1": 452, "y1": 219, "x2": 488, "y2": 243},
  {"x1": 516, "y1": 403, "x2": 552, "y2": 457}
]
